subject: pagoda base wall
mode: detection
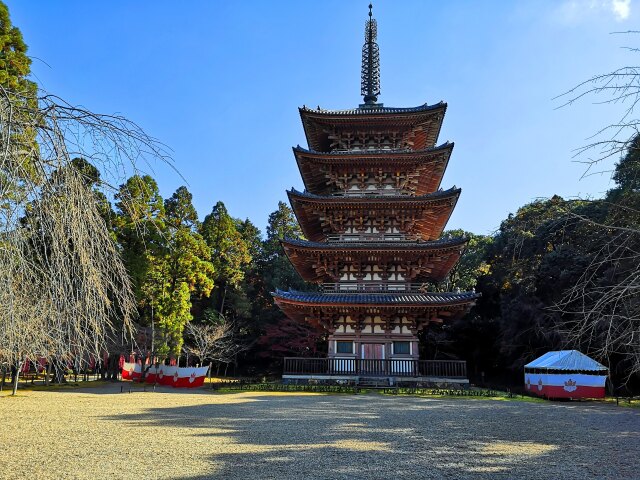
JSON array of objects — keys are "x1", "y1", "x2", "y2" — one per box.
[{"x1": 327, "y1": 332, "x2": 419, "y2": 361}]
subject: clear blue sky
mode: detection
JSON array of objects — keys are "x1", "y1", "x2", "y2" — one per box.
[{"x1": 6, "y1": 0, "x2": 635, "y2": 235}]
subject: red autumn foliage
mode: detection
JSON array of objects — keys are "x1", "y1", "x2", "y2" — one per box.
[{"x1": 257, "y1": 316, "x2": 324, "y2": 358}]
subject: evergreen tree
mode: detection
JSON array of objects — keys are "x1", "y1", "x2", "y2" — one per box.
[
  {"x1": 164, "y1": 185, "x2": 199, "y2": 230},
  {"x1": 437, "y1": 229, "x2": 492, "y2": 292},
  {"x1": 263, "y1": 201, "x2": 303, "y2": 259},
  {"x1": 608, "y1": 133, "x2": 640, "y2": 225},
  {"x1": 460, "y1": 196, "x2": 605, "y2": 381},
  {"x1": 0, "y1": 3, "x2": 34, "y2": 93},
  {"x1": 201, "y1": 201, "x2": 251, "y2": 288},
  {"x1": 200, "y1": 201, "x2": 251, "y2": 315},
  {"x1": 65, "y1": 157, "x2": 115, "y2": 230},
  {"x1": 236, "y1": 218, "x2": 263, "y2": 266},
  {"x1": 145, "y1": 186, "x2": 214, "y2": 356},
  {"x1": 246, "y1": 201, "x2": 321, "y2": 367},
  {"x1": 259, "y1": 201, "x2": 307, "y2": 299},
  {"x1": 150, "y1": 231, "x2": 214, "y2": 356},
  {"x1": 114, "y1": 175, "x2": 166, "y2": 311}
]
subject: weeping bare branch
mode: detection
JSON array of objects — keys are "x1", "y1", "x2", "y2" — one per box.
[{"x1": 555, "y1": 34, "x2": 640, "y2": 176}]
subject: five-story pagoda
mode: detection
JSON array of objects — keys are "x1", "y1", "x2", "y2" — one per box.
[{"x1": 274, "y1": 5, "x2": 479, "y2": 383}]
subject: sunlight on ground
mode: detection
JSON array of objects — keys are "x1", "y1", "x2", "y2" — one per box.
[
  {"x1": 479, "y1": 441, "x2": 557, "y2": 456},
  {"x1": 430, "y1": 441, "x2": 558, "y2": 474},
  {"x1": 225, "y1": 439, "x2": 391, "y2": 454},
  {"x1": 466, "y1": 441, "x2": 558, "y2": 473},
  {"x1": 332, "y1": 439, "x2": 390, "y2": 452}
]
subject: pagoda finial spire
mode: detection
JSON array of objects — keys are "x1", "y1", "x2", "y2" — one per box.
[{"x1": 361, "y1": 3, "x2": 380, "y2": 105}]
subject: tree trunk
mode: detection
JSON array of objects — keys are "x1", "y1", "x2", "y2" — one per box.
[
  {"x1": 12, "y1": 362, "x2": 22, "y2": 396},
  {"x1": 234, "y1": 352, "x2": 238, "y2": 377},
  {"x1": 45, "y1": 362, "x2": 51, "y2": 387},
  {"x1": 219, "y1": 285, "x2": 227, "y2": 315},
  {"x1": 52, "y1": 358, "x2": 67, "y2": 384},
  {"x1": 139, "y1": 354, "x2": 147, "y2": 383},
  {"x1": 107, "y1": 354, "x2": 120, "y2": 381}
]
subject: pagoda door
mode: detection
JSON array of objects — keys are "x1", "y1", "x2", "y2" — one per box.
[{"x1": 360, "y1": 344, "x2": 385, "y2": 376}]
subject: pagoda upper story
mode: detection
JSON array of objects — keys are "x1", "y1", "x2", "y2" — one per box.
[
  {"x1": 293, "y1": 142, "x2": 453, "y2": 197},
  {"x1": 287, "y1": 186, "x2": 460, "y2": 243},
  {"x1": 298, "y1": 102, "x2": 447, "y2": 153},
  {"x1": 286, "y1": 10, "x2": 457, "y2": 252}
]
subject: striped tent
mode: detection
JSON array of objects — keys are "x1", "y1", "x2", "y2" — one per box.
[{"x1": 524, "y1": 350, "x2": 607, "y2": 399}]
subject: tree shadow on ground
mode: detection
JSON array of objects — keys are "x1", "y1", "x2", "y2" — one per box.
[{"x1": 99, "y1": 392, "x2": 640, "y2": 479}]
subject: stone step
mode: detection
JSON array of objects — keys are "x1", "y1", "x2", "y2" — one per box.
[{"x1": 356, "y1": 377, "x2": 391, "y2": 387}]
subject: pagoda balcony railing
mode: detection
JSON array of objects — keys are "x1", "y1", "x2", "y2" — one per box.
[
  {"x1": 321, "y1": 282, "x2": 428, "y2": 294},
  {"x1": 283, "y1": 358, "x2": 467, "y2": 379},
  {"x1": 326, "y1": 233, "x2": 418, "y2": 242}
]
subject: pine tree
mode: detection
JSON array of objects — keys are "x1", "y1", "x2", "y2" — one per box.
[{"x1": 235, "y1": 218, "x2": 262, "y2": 266}]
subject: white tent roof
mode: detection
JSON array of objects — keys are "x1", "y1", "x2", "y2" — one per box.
[{"x1": 524, "y1": 350, "x2": 607, "y2": 371}]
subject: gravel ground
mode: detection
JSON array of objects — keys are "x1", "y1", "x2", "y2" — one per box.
[{"x1": 0, "y1": 385, "x2": 638, "y2": 479}]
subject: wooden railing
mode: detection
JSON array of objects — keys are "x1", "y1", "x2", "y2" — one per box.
[
  {"x1": 283, "y1": 358, "x2": 467, "y2": 379},
  {"x1": 321, "y1": 282, "x2": 427, "y2": 293}
]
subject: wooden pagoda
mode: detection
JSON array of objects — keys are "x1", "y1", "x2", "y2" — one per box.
[{"x1": 273, "y1": 5, "x2": 479, "y2": 384}]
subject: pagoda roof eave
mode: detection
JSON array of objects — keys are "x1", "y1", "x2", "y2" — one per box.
[
  {"x1": 292, "y1": 142, "x2": 454, "y2": 159},
  {"x1": 298, "y1": 102, "x2": 447, "y2": 117},
  {"x1": 280, "y1": 237, "x2": 468, "y2": 283},
  {"x1": 287, "y1": 186, "x2": 461, "y2": 205},
  {"x1": 293, "y1": 142, "x2": 454, "y2": 196},
  {"x1": 273, "y1": 289, "x2": 479, "y2": 329},
  {"x1": 287, "y1": 188, "x2": 460, "y2": 242},
  {"x1": 272, "y1": 289, "x2": 479, "y2": 307},
  {"x1": 280, "y1": 236, "x2": 468, "y2": 252}
]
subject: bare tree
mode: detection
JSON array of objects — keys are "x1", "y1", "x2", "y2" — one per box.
[
  {"x1": 0, "y1": 86, "x2": 170, "y2": 395},
  {"x1": 184, "y1": 317, "x2": 248, "y2": 381},
  {"x1": 555, "y1": 33, "x2": 640, "y2": 383},
  {"x1": 555, "y1": 32, "x2": 640, "y2": 173}
]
